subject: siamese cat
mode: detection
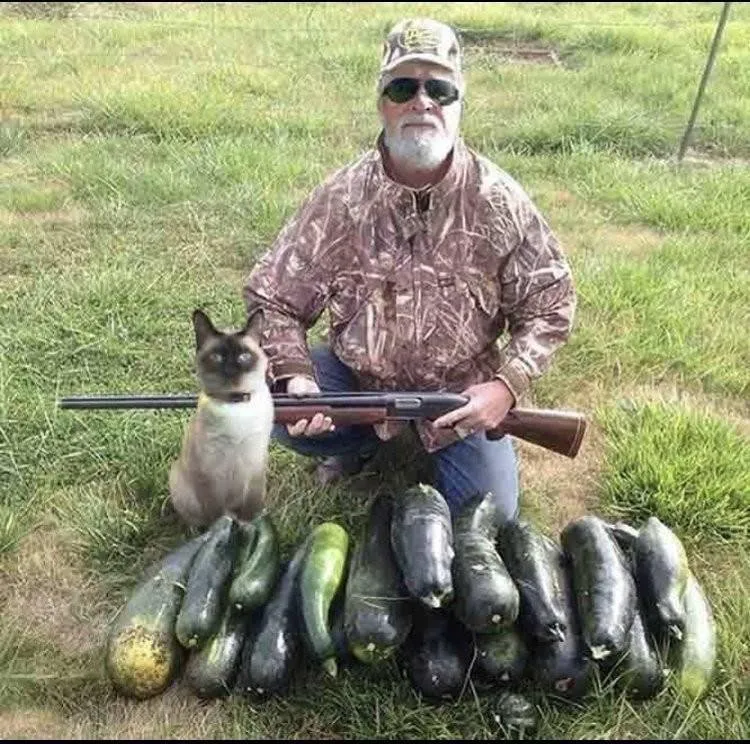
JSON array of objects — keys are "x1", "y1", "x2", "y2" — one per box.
[{"x1": 169, "y1": 308, "x2": 274, "y2": 528}]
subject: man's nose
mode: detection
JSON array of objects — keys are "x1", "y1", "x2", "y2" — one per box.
[{"x1": 409, "y1": 86, "x2": 436, "y2": 113}]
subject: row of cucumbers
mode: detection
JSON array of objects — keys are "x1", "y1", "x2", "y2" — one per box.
[
  {"x1": 104, "y1": 482, "x2": 716, "y2": 711},
  {"x1": 385, "y1": 486, "x2": 717, "y2": 705}
]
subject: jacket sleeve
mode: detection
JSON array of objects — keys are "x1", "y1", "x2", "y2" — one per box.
[
  {"x1": 490, "y1": 188, "x2": 577, "y2": 403},
  {"x1": 242, "y1": 182, "x2": 351, "y2": 386}
]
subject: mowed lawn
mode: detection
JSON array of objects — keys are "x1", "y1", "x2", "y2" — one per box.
[{"x1": 1, "y1": 1, "x2": 749, "y2": 739}]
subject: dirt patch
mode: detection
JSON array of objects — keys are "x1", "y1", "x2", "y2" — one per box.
[
  {"x1": 460, "y1": 32, "x2": 564, "y2": 68},
  {"x1": 0, "y1": 525, "x2": 111, "y2": 656},
  {"x1": 87, "y1": 682, "x2": 224, "y2": 739},
  {"x1": 0, "y1": 709, "x2": 71, "y2": 739},
  {"x1": 517, "y1": 416, "x2": 606, "y2": 536}
]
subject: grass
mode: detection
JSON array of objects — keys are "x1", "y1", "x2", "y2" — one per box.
[{"x1": 1, "y1": 1, "x2": 749, "y2": 739}]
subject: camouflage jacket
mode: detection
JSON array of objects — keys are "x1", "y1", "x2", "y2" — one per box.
[{"x1": 243, "y1": 136, "x2": 576, "y2": 452}]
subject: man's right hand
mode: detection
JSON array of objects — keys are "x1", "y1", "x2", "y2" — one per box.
[{"x1": 285, "y1": 375, "x2": 336, "y2": 437}]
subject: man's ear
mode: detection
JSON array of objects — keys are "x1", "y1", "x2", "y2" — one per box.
[
  {"x1": 192, "y1": 309, "x2": 218, "y2": 350},
  {"x1": 242, "y1": 307, "x2": 264, "y2": 342}
]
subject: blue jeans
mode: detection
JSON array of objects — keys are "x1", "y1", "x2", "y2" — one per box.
[{"x1": 272, "y1": 345, "x2": 520, "y2": 520}]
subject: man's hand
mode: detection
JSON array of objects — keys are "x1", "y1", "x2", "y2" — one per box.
[
  {"x1": 432, "y1": 379, "x2": 515, "y2": 439},
  {"x1": 285, "y1": 375, "x2": 336, "y2": 437}
]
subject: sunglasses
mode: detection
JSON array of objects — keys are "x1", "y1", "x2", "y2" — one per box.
[{"x1": 381, "y1": 77, "x2": 461, "y2": 106}]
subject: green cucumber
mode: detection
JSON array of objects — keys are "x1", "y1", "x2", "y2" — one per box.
[
  {"x1": 343, "y1": 495, "x2": 413, "y2": 664},
  {"x1": 451, "y1": 492, "x2": 519, "y2": 632},
  {"x1": 634, "y1": 516, "x2": 690, "y2": 642},
  {"x1": 105, "y1": 533, "x2": 209, "y2": 699},
  {"x1": 561, "y1": 515, "x2": 637, "y2": 660},
  {"x1": 175, "y1": 515, "x2": 240, "y2": 650},
  {"x1": 531, "y1": 553, "x2": 594, "y2": 700},
  {"x1": 228, "y1": 513, "x2": 281, "y2": 612},
  {"x1": 236, "y1": 542, "x2": 309, "y2": 698},
  {"x1": 497, "y1": 519, "x2": 568, "y2": 642},
  {"x1": 670, "y1": 571, "x2": 716, "y2": 701},
  {"x1": 473, "y1": 625, "x2": 528, "y2": 688},
  {"x1": 184, "y1": 602, "x2": 249, "y2": 699},
  {"x1": 391, "y1": 483, "x2": 454, "y2": 608},
  {"x1": 604, "y1": 600, "x2": 666, "y2": 700},
  {"x1": 400, "y1": 605, "x2": 473, "y2": 702},
  {"x1": 299, "y1": 522, "x2": 350, "y2": 678}
]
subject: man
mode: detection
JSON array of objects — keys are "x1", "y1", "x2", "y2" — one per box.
[{"x1": 242, "y1": 18, "x2": 576, "y2": 519}]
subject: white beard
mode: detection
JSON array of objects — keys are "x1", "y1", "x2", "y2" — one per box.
[{"x1": 382, "y1": 106, "x2": 461, "y2": 170}]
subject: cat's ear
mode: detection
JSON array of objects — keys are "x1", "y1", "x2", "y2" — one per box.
[
  {"x1": 192, "y1": 309, "x2": 218, "y2": 350},
  {"x1": 242, "y1": 307, "x2": 265, "y2": 342}
]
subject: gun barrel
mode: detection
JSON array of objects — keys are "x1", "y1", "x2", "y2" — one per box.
[{"x1": 58, "y1": 394, "x2": 199, "y2": 409}]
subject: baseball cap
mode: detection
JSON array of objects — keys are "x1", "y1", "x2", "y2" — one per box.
[{"x1": 378, "y1": 18, "x2": 464, "y2": 92}]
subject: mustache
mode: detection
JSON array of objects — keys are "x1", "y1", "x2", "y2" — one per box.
[{"x1": 397, "y1": 114, "x2": 441, "y2": 131}]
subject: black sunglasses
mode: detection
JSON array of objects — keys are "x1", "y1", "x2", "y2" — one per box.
[{"x1": 382, "y1": 77, "x2": 461, "y2": 106}]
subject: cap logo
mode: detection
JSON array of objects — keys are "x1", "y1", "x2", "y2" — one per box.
[{"x1": 401, "y1": 25, "x2": 440, "y2": 53}]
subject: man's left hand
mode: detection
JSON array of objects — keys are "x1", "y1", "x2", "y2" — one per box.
[{"x1": 432, "y1": 379, "x2": 515, "y2": 438}]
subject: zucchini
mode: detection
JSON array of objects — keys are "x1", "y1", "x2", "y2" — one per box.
[
  {"x1": 451, "y1": 492, "x2": 519, "y2": 632},
  {"x1": 228, "y1": 513, "x2": 281, "y2": 612},
  {"x1": 670, "y1": 571, "x2": 716, "y2": 701},
  {"x1": 493, "y1": 691, "x2": 538, "y2": 737},
  {"x1": 391, "y1": 483, "x2": 454, "y2": 608},
  {"x1": 473, "y1": 625, "x2": 528, "y2": 688},
  {"x1": 605, "y1": 600, "x2": 666, "y2": 700},
  {"x1": 236, "y1": 542, "x2": 309, "y2": 698},
  {"x1": 634, "y1": 516, "x2": 689, "y2": 642},
  {"x1": 299, "y1": 522, "x2": 349, "y2": 678},
  {"x1": 184, "y1": 602, "x2": 249, "y2": 699},
  {"x1": 530, "y1": 553, "x2": 594, "y2": 700},
  {"x1": 400, "y1": 605, "x2": 472, "y2": 702},
  {"x1": 497, "y1": 519, "x2": 568, "y2": 643},
  {"x1": 343, "y1": 494, "x2": 413, "y2": 664},
  {"x1": 561, "y1": 515, "x2": 637, "y2": 660},
  {"x1": 175, "y1": 515, "x2": 240, "y2": 649},
  {"x1": 105, "y1": 533, "x2": 208, "y2": 699},
  {"x1": 605, "y1": 521, "x2": 639, "y2": 554}
]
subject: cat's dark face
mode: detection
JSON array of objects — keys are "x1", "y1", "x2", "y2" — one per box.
[{"x1": 192, "y1": 309, "x2": 268, "y2": 397}]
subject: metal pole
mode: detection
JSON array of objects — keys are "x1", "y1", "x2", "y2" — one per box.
[{"x1": 677, "y1": 2, "x2": 732, "y2": 162}]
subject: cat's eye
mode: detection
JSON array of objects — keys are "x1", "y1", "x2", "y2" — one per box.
[
  {"x1": 209, "y1": 352, "x2": 223, "y2": 364},
  {"x1": 237, "y1": 352, "x2": 253, "y2": 365}
]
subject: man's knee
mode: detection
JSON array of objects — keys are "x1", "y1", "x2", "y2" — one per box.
[{"x1": 433, "y1": 435, "x2": 520, "y2": 521}]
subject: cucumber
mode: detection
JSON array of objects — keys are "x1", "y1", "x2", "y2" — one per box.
[
  {"x1": 236, "y1": 542, "x2": 309, "y2": 698},
  {"x1": 670, "y1": 571, "x2": 716, "y2": 701},
  {"x1": 605, "y1": 521, "x2": 639, "y2": 554},
  {"x1": 400, "y1": 605, "x2": 473, "y2": 702},
  {"x1": 184, "y1": 602, "x2": 249, "y2": 699},
  {"x1": 530, "y1": 553, "x2": 594, "y2": 700},
  {"x1": 343, "y1": 494, "x2": 413, "y2": 664},
  {"x1": 634, "y1": 516, "x2": 689, "y2": 642},
  {"x1": 299, "y1": 522, "x2": 350, "y2": 678},
  {"x1": 228, "y1": 513, "x2": 281, "y2": 612},
  {"x1": 473, "y1": 625, "x2": 528, "y2": 688},
  {"x1": 391, "y1": 483, "x2": 454, "y2": 608},
  {"x1": 497, "y1": 519, "x2": 568, "y2": 643},
  {"x1": 105, "y1": 533, "x2": 208, "y2": 699},
  {"x1": 451, "y1": 492, "x2": 519, "y2": 632},
  {"x1": 175, "y1": 515, "x2": 240, "y2": 650},
  {"x1": 493, "y1": 691, "x2": 538, "y2": 737},
  {"x1": 561, "y1": 515, "x2": 637, "y2": 660},
  {"x1": 604, "y1": 601, "x2": 666, "y2": 700}
]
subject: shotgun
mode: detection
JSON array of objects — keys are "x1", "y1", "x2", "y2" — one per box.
[{"x1": 57, "y1": 391, "x2": 587, "y2": 459}]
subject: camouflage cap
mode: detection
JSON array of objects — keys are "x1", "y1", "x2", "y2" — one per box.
[{"x1": 378, "y1": 18, "x2": 464, "y2": 92}]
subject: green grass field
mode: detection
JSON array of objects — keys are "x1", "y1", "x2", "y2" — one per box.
[{"x1": 1, "y1": 1, "x2": 749, "y2": 738}]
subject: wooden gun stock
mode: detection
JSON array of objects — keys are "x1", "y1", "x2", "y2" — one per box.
[
  {"x1": 487, "y1": 408, "x2": 587, "y2": 459},
  {"x1": 274, "y1": 406, "x2": 387, "y2": 427}
]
